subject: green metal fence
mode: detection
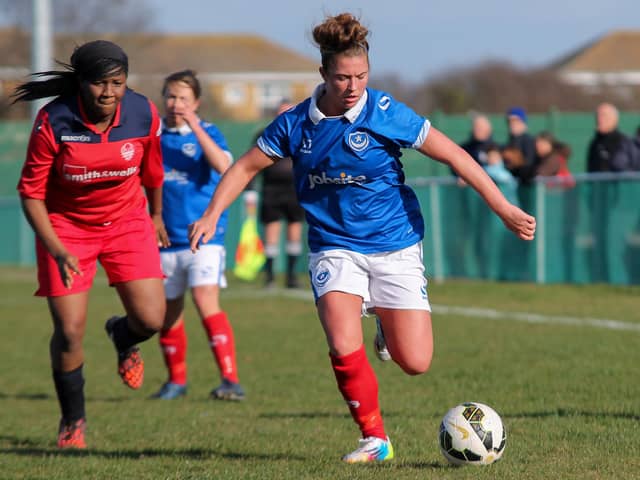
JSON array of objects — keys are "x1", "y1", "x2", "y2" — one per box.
[
  {"x1": 2, "y1": 174, "x2": 639, "y2": 285},
  {"x1": 414, "y1": 173, "x2": 640, "y2": 285}
]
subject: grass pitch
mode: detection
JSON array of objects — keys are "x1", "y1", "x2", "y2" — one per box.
[{"x1": 1, "y1": 266, "x2": 639, "y2": 479}]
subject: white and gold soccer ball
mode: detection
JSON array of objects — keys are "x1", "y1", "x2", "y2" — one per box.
[{"x1": 438, "y1": 402, "x2": 507, "y2": 466}]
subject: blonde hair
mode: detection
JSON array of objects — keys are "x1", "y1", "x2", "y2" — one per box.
[{"x1": 312, "y1": 13, "x2": 369, "y2": 71}]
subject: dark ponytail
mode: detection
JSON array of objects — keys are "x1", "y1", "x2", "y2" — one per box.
[
  {"x1": 12, "y1": 39, "x2": 128, "y2": 103},
  {"x1": 12, "y1": 63, "x2": 77, "y2": 103}
]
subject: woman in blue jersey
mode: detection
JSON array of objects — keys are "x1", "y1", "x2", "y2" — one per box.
[
  {"x1": 153, "y1": 70, "x2": 245, "y2": 401},
  {"x1": 189, "y1": 13, "x2": 535, "y2": 462}
]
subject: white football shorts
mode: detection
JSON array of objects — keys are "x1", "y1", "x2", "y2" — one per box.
[
  {"x1": 161, "y1": 245, "x2": 227, "y2": 300},
  {"x1": 308, "y1": 241, "x2": 430, "y2": 313}
]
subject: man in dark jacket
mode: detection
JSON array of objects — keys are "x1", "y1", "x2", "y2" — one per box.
[
  {"x1": 460, "y1": 114, "x2": 494, "y2": 165},
  {"x1": 587, "y1": 103, "x2": 639, "y2": 172},
  {"x1": 453, "y1": 114, "x2": 494, "y2": 184}
]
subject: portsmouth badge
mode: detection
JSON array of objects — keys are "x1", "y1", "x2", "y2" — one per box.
[{"x1": 348, "y1": 131, "x2": 369, "y2": 152}]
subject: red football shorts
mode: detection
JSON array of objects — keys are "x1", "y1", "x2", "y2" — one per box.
[{"x1": 35, "y1": 206, "x2": 163, "y2": 297}]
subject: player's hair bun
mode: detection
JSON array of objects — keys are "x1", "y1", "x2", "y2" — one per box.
[{"x1": 313, "y1": 13, "x2": 369, "y2": 67}]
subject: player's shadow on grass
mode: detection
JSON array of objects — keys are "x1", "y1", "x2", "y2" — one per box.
[
  {"x1": 0, "y1": 391, "x2": 132, "y2": 403},
  {"x1": 0, "y1": 441, "x2": 305, "y2": 461},
  {"x1": 0, "y1": 391, "x2": 51, "y2": 400},
  {"x1": 506, "y1": 408, "x2": 640, "y2": 421},
  {"x1": 0, "y1": 437, "x2": 446, "y2": 471}
]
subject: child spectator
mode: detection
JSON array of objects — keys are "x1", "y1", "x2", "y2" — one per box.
[{"x1": 483, "y1": 143, "x2": 519, "y2": 205}]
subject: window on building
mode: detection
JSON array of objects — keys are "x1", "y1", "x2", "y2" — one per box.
[
  {"x1": 224, "y1": 83, "x2": 246, "y2": 106},
  {"x1": 257, "y1": 82, "x2": 291, "y2": 115}
]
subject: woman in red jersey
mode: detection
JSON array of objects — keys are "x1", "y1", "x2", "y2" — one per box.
[{"x1": 14, "y1": 40, "x2": 167, "y2": 449}]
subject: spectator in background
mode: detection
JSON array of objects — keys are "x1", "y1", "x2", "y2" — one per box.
[
  {"x1": 453, "y1": 114, "x2": 494, "y2": 185},
  {"x1": 587, "y1": 102, "x2": 639, "y2": 172},
  {"x1": 246, "y1": 100, "x2": 305, "y2": 289},
  {"x1": 482, "y1": 142, "x2": 519, "y2": 204},
  {"x1": 484, "y1": 143, "x2": 517, "y2": 184},
  {"x1": 502, "y1": 106, "x2": 536, "y2": 181},
  {"x1": 460, "y1": 114, "x2": 494, "y2": 166},
  {"x1": 152, "y1": 70, "x2": 245, "y2": 401},
  {"x1": 514, "y1": 131, "x2": 574, "y2": 186}
]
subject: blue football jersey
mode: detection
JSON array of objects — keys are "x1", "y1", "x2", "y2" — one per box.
[
  {"x1": 161, "y1": 120, "x2": 232, "y2": 248},
  {"x1": 257, "y1": 86, "x2": 430, "y2": 254}
]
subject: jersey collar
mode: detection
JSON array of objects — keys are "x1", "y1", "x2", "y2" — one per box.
[
  {"x1": 161, "y1": 118, "x2": 195, "y2": 135},
  {"x1": 76, "y1": 93, "x2": 123, "y2": 134},
  {"x1": 308, "y1": 84, "x2": 368, "y2": 125}
]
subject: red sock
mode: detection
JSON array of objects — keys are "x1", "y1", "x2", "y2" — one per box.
[
  {"x1": 330, "y1": 344, "x2": 386, "y2": 440},
  {"x1": 159, "y1": 320, "x2": 187, "y2": 385},
  {"x1": 202, "y1": 311, "x2": 239, "y2": 383}
]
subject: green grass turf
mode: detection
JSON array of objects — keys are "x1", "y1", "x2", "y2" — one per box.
[{"x1": 1, "y1": 266, "x2": 639, "y2": 479}]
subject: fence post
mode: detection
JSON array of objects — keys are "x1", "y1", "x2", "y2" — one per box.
[
  {"x1": 535, "y1": 181, "x2": 546, "y2": 283},
  {"x1": 547, "y1": 106, "x2": 558, "y2": 136},
  {"x1": 429, "y1": 182, "x2": 444, "y2": 283},
  {"x1": 18, "y1": 210, "x2": 32, "y2": 266}
]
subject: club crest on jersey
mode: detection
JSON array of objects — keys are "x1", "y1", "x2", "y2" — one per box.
[
  {"x1": 120, "y1": 142, "x2": 135, "y2": 161},
  {"x1": 348, "y1": 131, "x2": 369, "y2": 152},
  {"x1": 182, "y1": 143, "x2": 197, "y2": 157}
]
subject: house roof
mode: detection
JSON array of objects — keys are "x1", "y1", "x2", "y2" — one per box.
[
  {"x1": 552, "y1": 30, "x2": 640, "y2": 73},
  {"x1": 0, "y1": 29, "x2": 320, "y2": 76}
]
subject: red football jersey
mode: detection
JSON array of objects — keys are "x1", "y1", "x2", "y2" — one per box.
[{"x1": 18, "y1": 89, "x2": 163, "y2": 225}]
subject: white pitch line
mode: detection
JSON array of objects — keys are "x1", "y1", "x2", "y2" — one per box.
[
  {"x1": 222, "y1": 287, "x2": 640, "y2": 333},
  {"x1": 432, "y1": 305, "x2": 640, "y2": 333}
]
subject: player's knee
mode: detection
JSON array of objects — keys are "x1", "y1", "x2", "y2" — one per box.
[
  {"x1": 53, "y1": 324, "x2": 84, "y2": 352},
  {"x1": 397, "y1": 352, "x2": 433, "y2": 376},
  {"x1": 142, "y1": 317, "x2": 164, "y2": 334},
  {"x1": 329, "y1": 338, "x2": 363, "y2": 358},
  {"x1": 131, "y1": 308, "x2": 166, "y2": 334},
  {"x1": 192, "y1": 289, "x2": 219, "y2": 311}
]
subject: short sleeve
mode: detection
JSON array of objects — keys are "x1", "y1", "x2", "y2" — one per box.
[
  {"x1": 256, "y1": 113, "x2": 291, "y2": 159},
  {"x1": 372, "y1": 94, "x2": 430, "y2": 149},
  {"x1": 205, "y1": 123, "x2": 233, "y2": 160},
  {"x1": 17, "y1": 109, "x2": 58, "y2": 199}
]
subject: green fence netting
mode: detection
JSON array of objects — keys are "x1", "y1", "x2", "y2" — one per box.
[{"x1": 2, "y1": 173, "x2": 639, "y2": 285}]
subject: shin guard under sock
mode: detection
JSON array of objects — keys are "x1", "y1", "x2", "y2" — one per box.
[
  {"x1": 330, "y1": 345, "x2": 386, "y2": 439},
  {"x1": 159, "y1": 321, "x2": 188, "y2": 385},
  {"x1": 202, "y1": 311, "x2": 239, "y2": 383}
]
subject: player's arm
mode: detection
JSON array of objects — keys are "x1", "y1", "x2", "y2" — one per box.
[
  {"x1": 183, "y1": 111, "x2": 231, "y2": 174},
  {"x1": 142, "y1": 100, "x2": 170, "y2": 247},
  {"x1": 417, "y1": 127, "x2": 536, "y2": 241},
  {"x1": 21, "y1": 198, "x2": 83, "y2": 289},
  {"x1": 189, "y1": 146, "x2": 275, "y2": 251},
  {"x1": 145, "y1": 185, "x2": 169, "y2": 247},
  {"x1": 18, "y1": 112, "x2": 82, "y2": 287}
]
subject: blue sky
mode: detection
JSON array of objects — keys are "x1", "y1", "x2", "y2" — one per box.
[{"x1": 146, "y1": 0, "x2": 640, "y2": 82}]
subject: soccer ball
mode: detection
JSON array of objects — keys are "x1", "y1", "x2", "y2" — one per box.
[{"x1": 438, "y1": 402, "x2": 506, "y2": 466}]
